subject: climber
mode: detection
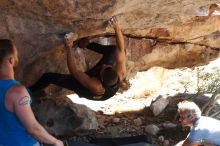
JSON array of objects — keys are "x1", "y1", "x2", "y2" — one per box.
[
  {"x1": 29, "y1": 16, "x2": 126, "y2": 101},
  {"x1": 0, "y1": 39, "x2": 63, "y2": 146},
  {"x1": 175, "y1": 100, "x2": 220, "y2": 146}
]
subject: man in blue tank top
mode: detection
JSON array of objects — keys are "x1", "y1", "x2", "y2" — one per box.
[
  {"x1": 0, "y1": 39, "x2": 63, "y2": 146},
  {"x1": 29, "y1": 17, "x2": 126, "y2": 101},
  {"x1": 176, "y1": 101, "x2": 220, "y2": 146}
]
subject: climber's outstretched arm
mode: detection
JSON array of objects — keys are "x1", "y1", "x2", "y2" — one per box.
[
  {"x1": 64, "y1": 33, "x2": 105, "y2": 95},
  {"x1": 109, "y1": 17, "x2": 126, "y2": 81}
]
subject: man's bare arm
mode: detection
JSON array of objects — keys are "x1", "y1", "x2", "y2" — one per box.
[
  {"x1": 64, "y1": 33, "x2": 105, "y2": 95},
  {"x1": 109, "y1": 17, "x2": 126, "y2": 80},
  {"x1": 6, "y1": 85, "x2": 63, "y2": 146}
]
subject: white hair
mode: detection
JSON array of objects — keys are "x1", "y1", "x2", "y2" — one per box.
[{"x1": 177, "y1": 101, "x2": 201, "y2": 118}]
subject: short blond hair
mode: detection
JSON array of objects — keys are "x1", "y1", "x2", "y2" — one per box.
[{"x1": 177, "y1": 101, "x2": 201, "y2": 118}]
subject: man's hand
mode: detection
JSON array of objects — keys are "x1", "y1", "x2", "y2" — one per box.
[
  {"x1": 54, "y1": 139, "x2": 64, "y2": 146},
  {"x1": 108, "y1": 16, "x2": 120, "y2": 30},
  {"x1": 64, "y1": 32, "x2": 78, "y2": 49}
]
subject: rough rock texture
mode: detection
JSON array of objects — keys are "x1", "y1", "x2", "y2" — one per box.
[
  {"x1": 0, "y1": 0, "x2": 220, "y2": 82},
  {"x1": 32, "y1": 95, "x2": 98, "y2": 136}
]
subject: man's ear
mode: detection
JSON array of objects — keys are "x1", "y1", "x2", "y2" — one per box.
[{"x1": 9, "y1": 56, "x2": 14, "y2": 65}]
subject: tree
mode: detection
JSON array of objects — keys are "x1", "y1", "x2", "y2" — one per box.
[{"x1": 196, "y1": 67, "x2": 220, "y2": 116}]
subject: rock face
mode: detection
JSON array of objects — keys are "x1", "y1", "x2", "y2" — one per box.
[
  {"x1": 0, "y1": 0, "x2": 219, "y2": 83},
  {"x1": 32, "y1": 95, "x2": 98, "y2": 136}
]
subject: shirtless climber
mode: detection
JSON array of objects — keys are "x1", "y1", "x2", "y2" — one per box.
[{"x1": 29, "y1": 17, "x2": 126, "y2": 101}]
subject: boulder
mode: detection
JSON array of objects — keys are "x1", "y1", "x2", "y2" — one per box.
[{"x1": 32, "y1": 96, "x2": 98, "y2": 136}]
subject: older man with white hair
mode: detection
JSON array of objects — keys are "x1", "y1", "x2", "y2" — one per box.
[{"x1": 176, "y1": 100, "x2": 220, "y2": 146}]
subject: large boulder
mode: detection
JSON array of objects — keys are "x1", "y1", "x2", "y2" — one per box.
[{"x1": 32, "y1": 95, "x2": 98, "y2": 136}]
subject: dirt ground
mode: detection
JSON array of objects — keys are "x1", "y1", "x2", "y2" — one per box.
[
  {"x1": 68, "y1": 92, "x2": 220, "y2": 146},
  {"x1": 68, "y1": 95, "x2": 192, "y2": 146}
]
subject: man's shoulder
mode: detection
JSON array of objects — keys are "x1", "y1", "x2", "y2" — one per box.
[
  {"x1": 193, "y1": 116, "x2": 220, "y2": 133},
  {"x1": 5, "y1": 84, "x2": 30, "y2": 109},
  {"x1": 7, "y1": 84, "x2": 28, "y2": 97},
  {"x1": 9, "y1": 84, "x2": 26, "y2": 91},
  {"x1": 198, "y1": 116, "x2": 220, "y2": 124}
]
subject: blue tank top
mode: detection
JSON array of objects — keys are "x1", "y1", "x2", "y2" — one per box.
[{"x1": 0, "y1": 80, "x2": 38, "y2": 146}]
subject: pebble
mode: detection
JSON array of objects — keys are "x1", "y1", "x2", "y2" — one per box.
[
  {"x1": 134, "y1": 118, "x2": 143, "y2": 126},
  {"x1": 113, "y1": 118, "x2": 120, "y2": 123},
  {"x1": 158, "y1": 135, "x2": 165, "y2": 142}
]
